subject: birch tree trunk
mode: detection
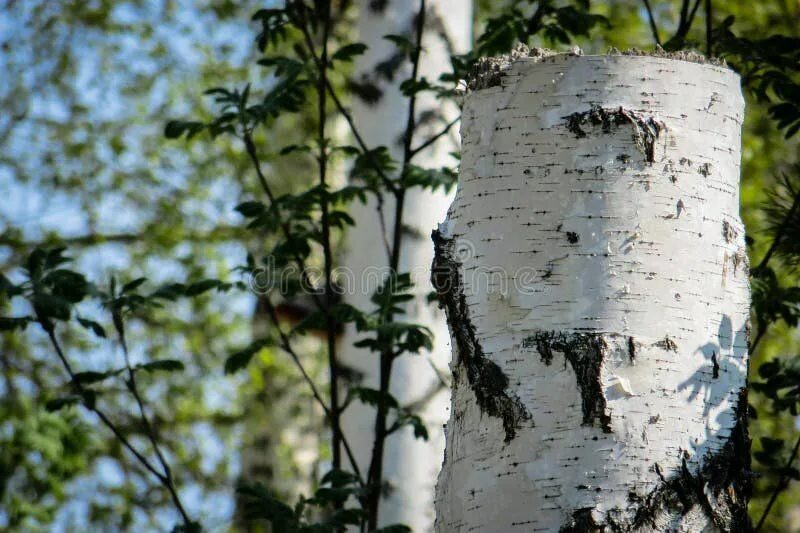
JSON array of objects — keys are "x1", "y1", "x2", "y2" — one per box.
[
  {"x1": 433, "y1": 49, "x2": 751, "y2": 532},
  {"x1": 339, "y1": 1, "x2": 470, "y2": 530}
]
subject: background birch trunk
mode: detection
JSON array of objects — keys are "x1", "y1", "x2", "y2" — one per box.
[
  {"x1": 339, "y1": 0, "x2": 470, "y2": 530},
  {"x1": 433, "y1": 50, "x2": 751, "y2": 532}
]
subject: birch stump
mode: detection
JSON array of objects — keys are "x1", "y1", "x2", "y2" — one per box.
[{"x1": 433, "y1": 49, "x2": 750, "y2": 532}]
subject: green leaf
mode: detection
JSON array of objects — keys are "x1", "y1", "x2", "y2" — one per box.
[
  {"x1": 77, "y1": 317, "x2": 106, "y2": 338},
  {"x1": 762, "y1": 436, "x2": 785, "y2": 453},
  {"x1": 137, "y1": 360, "x2": 185, "y2": 373},
  {"x1": 26, "y1": 248, "x2": 48, "y2": 276},
  {"x1": 278, "y1": 144, "x2": 311, "y2": 155},
  {"x1": 33, "y1": 293, "x2": 72, "y2": 321},
  {"x1": 43, "y1": 269, "x2": 89, "y2": 303},
  {"x1": 350, "y1": 387, "x2": 399, "y2": 409},
  {"x1": 121, "y1": 278, "x2": 147, "y2": 294},
  {"x1": 73, "y1": 371, "x2": 114, "y2": 384},
  {"x1": 185, "y1": 279, "x2": 223, "y2": 296},
  {"x1": 164, "y1": 120, "x2": 205, "y2": 139},
  {"x1": 759, "y1": 359, "x2": 781, "y2": 378},
  {"x1": 383, "y1": 34, "x2": 415, "y2": 55},
  {"x1": 320, "y1": 468, "x2": 360, "y2": 487},
  {"x1": 0, "y1": 273, "x2": 22, "y2": 298},
  {"x1": 224, "y1": 339, "x2": 272, "y2": 374},
  {"x1": 0, "y1": 316, "x2": 33, "y2": 331},
  {"x1": 331, "y1": 42, "x2": 367, "y2": 62},
  {"x1": 45, "y1": 396, "x2": 82, "y2": 412},
  {"x1": 236, "y1": 482, "x2": 299, "y2": 528},
  {"x1": 151, "y1": 283, "x2": 188, "y2": 300},
  {"x1": 235, "y1": 201, "x2": 266, "y2": 217}
]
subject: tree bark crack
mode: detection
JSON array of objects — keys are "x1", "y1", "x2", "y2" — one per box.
[
  {"x1": 563, "y1": 105, "x2": 666, "y2": 164},
  {"x1": 432, "y1": 229, "x2": 531, "y2": 442},
  {"x1": 524, "y1": 331, "x2": 612, "y2": 433}
]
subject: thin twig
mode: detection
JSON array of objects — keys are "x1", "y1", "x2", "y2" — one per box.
[
  {"x1": 257, "y1": 293, "x2": 365, "y2": 485},
  {"x1": 296, "y1": 22, "x2": 396, "y2": 193},
  {"x1": 689, "y1": 0, "x2": 703, "y2": 29},
  {"x1": 642, "y1": 0, "x2": 662, "y2": 46},
  {"x1": 375, "y1": 194, "x2": 393, "y2": 262},
  {"x1": 755, "y1": 188, "x2": 800, "y2": 272},
  {"x1": 666, "y1": 0, "x2": 702, "y2": 47},
  {"x1": 409, "y1": 116, "x2": 460, "y2": 158},
  {"x1": 312, "y1": 0, "x2": 344, "y2": 474},
  {"x1": 750, "y1": 324, "x2": 768, "y2": 354},
  {"x1": 242, "y1": 130, "x2": 326, "y2": 313},
  {"x1": 42, "y1": 325, "x2": 193, "y2": 527},
  {"x1": 705, "y1": 0, "x2": 713, "y2": 57},
  {"x1": 114, "y1": 312, "x2": 191, "y2": 526},
  {"x1": 755, "y1": 432, "x2": 800, "y2": 531}
]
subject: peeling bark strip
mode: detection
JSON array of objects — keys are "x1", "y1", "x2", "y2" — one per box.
[
  {"x1": 434, "y1": 53, "x2": 748, "y2": 532},
  {"x1": 564, "y1": 105, "x2": 665, "y2": 163},
  {"x1": 525, "y1": 331, "x2": 612, "y2": 433},
  {"x1": 431, "y1": 229, "x2": 531, "y2": 442}
]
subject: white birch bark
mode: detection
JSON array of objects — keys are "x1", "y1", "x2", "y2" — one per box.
[
  {"x1": 339, "y1": 1, "x2": 471, "y2": 530},
  {"x1": 433, "y1": 50, "x2": 750, "y2": 532}
]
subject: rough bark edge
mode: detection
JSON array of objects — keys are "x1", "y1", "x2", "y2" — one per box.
[
  {"x1": 523, "y1": 331, "x2": 613, "y2": 433},
  {"x1": 629, "y1": 387, "x2": 753, "y2": 532},
  {"x1": 431, "y1": 228, "x2": 531, "y2": 442},
  {"x1": 524, "y1": 331, "x2": 752, "y2": 531},
  {"x1": 562, "y1": 105, "x2": 666, "y2": 164},
  {"x1": 467, "y1": 44, "x2": 728, "y2": 91},
  {"x1": 558, "y1": 388, "x2": 752, "y2": 532}
]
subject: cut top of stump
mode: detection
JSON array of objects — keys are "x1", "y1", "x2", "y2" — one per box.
[{"x1": 466, "y1": 44, "x2": 735, "y2": 92}]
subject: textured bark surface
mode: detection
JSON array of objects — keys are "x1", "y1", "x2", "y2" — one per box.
[
  {"x1": 434, "y1": 54, "x2": 750, "y2": 532},
  {"x1": 338, "y1": 1, "x2": 471, "y2": 530}
]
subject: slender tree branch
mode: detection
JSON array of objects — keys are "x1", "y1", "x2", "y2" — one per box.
[
  {"x1": 409, "y1": 116, "x2": 460, "y2": 158},
  {"x1": 241, "y1": 130, "x2": 326, "y2": 313},
  {"x1": 41, "y1": 324, "x2": 193, "y2": 527},
  {"x1": 257, "y1": 292, "x2": 365, "y2": 486},
  {"x1": 665, "y1": 0, "x2": 703, "y2": 48},
  {"x1": 705, "y1": 0, "x2": 713, "y2": 56},
  {"x1": 749, "y1": 324, "x2": 769, "y2": 354},
  {"x1": 375, "y1": 193, "x2": 393, "y2": 262},
  {"x1": 113, "y1": 311, "x2": 190, "y2": 526},
  {"x1": 642, "y1": 0, "x2": 662, "y2": 46},
  {"x1": 689, "y1": 0, "x2": 703, "y2": 29},
  {"x1": 755, "y1": 432, "x2": 800, "y2": 531},
  {"x1": 312, "y1": 0, "x2": 344, "y2": 475},
  {"x1": 755, "y1": 187, "x2": 800, "y2": 272},
  {"x1": 296, "y1": 22, "x2": 396, "y2": 193},
  {"x1": 0, "y1": 226, "x2": 245, "y2": 259}
]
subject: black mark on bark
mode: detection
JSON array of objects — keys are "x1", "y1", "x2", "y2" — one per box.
[
  {"x1": 722, "y1": 220, "x2": 737, "y2": 243},
  {"x1": 654, "y1": 336, "x2": 678, "y2": 352},
  {"x1": 567, "y1": 231, "x2": 580, "y2": 244},
  {"x1": 525, "y1": 331, "x2": 612, "y2": 433},
  {"x1": 564, "y1": 390, "x2": 752, "y2": 531},
  {"x1": 631, "y1": 388, "x2": 752, "y2": 531},
  {"x1": 432, "y1": 229, "x2": 531, "y2": 442},
  {"x1": 698, "y1": 162, "x2": 712, "y2": 177},
  {"x1": 711, "y1": 352, "x2": 720, "y2": 379},
  {"x1": 628, "y1": 336, "x2": 637, "y2": 363},
  {"x1": 560, "y1": 508, "x2": 606, "y2": 532},
  {"x1": 563, "y1": 105, "x2": 665, "y2": 163}
]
